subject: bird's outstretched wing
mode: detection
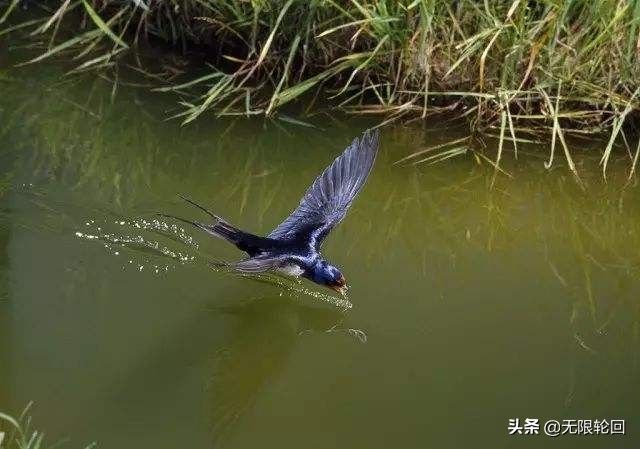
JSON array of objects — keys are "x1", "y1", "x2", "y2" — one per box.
[
  {"x1": 267, "y1": 129, "x2": 379, "y2": 249},
  {"x1": 232, "y1": 255, "x2": 285, "y2": 273}
]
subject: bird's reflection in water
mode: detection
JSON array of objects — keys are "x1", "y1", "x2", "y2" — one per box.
[
  {"x1": 206, "y1": 295, "x2": 365, "y2": 446},
  {"x1": 69, "y1": 291, "x2": 364, "y2": 448}
]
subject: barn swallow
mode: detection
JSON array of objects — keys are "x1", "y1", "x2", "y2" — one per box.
[{"x1": 164, "y1": 129, "x2": 379, "y2": 296}]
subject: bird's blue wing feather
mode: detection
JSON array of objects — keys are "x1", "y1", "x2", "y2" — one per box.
[{"x1": 268, "y1": 129, "x2": 379, "y2": 248}]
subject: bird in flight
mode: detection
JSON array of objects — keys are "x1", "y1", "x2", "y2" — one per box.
[{"x1": 165, "y1": 129, "x2": 379, "y2": 296}]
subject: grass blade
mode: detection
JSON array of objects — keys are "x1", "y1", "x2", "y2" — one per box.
[{"x1": 81, "y1": 0, "x2": 129, "y2": 49}]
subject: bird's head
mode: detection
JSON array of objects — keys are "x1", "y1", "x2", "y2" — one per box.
[{"x1": 312, "y1": 261, "x2": 347, "y2": 296}]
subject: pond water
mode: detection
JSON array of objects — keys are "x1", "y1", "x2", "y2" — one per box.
[{"x1": 1, "y1": 49, "x2": 640, "y2": 449}]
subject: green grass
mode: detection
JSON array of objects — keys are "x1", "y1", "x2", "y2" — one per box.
[
  {"x1": 0, "y1": 404, "x2": 95, "y2": 449},
  {"x1": 0, "y1": 404, "x2": 46, "y2": 449},
  {"x1": 2, "y1": 1, "x2": 640, "y2": 177}
]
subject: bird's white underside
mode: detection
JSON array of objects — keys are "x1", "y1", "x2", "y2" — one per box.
[{"x1": 277, "y1": 263, "x2": 305, "y2": 277}]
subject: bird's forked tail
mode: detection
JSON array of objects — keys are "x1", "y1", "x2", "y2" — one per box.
[{"x1": 159, "y1": 194, "x2": 267, "y2": 256}]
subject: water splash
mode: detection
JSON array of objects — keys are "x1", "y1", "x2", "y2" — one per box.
[
  {"x1": 230, "y1": 270, "x2": 353, "y2": 310},
  {"x1": 130, "y1": 217, "x2": 199, "y2": 249},
  {"x1": 74, "y1": 217, "x2": 198, "y2": 273}
]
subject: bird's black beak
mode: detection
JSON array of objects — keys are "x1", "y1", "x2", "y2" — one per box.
[{"x1": 330, "y1": 275, "x2": 348, "y2": 297}]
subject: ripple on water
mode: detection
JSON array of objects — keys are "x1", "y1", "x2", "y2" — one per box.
[{"x1": 227, "y1": 269, "x2": 353, "y2": 310}]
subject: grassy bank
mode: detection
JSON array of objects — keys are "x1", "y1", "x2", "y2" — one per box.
[{"x1": 2, "y1": 1, "x2": 640, "y2": 176}]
